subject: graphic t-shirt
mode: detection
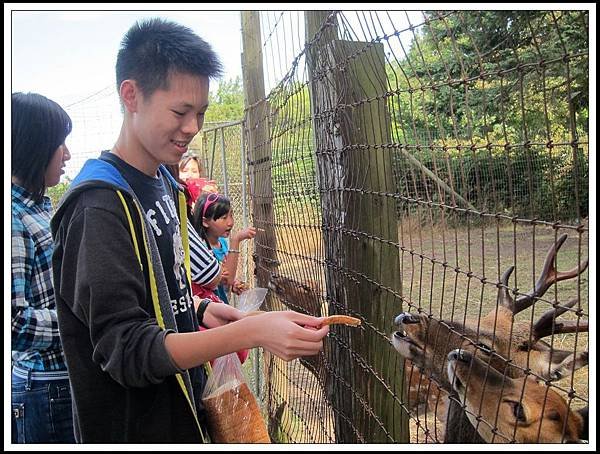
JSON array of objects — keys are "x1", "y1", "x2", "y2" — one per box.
[{"x1": 100, "y1": 152, "x2": 207, "y2": 413}]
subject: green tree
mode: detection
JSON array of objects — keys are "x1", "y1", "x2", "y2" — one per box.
[
  {"x1": 386, "y1": 10, "x2": 588, "y2": 221},
  {"x1": 205, "y1": 76, "x2": 245, "y2": 123},
  {"x1": 47, "y1": 179, "x2": 71, "y2": 208}
]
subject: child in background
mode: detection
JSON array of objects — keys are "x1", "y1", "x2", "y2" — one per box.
[
  {"x1": 191, "y1": 192, "x2": 254, "y2": 364},
  {"x1": 179, "y1": 154, "x2": 218, "y2": 206},
  {"x1": 191, "y1": 192, "x2": 256, "y2": 305},
  {"x1": 166, "y1": 167, "x2": 242, "y2": 361},
  {"x1": 179, "y1": 154, "x2": 203, "y2": 181}
]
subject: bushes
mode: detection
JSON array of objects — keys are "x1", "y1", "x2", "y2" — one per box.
[
  {"x1": 46, "y1": 180, "x2": 71, "y2": 208},
  {"x1": 392, "y1": 143, "x2": 588, "y2": 223}
]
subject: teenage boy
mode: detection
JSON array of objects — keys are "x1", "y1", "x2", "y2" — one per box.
[{"x1": 51, "y1": 18, "x2": 328, "y2": 443}]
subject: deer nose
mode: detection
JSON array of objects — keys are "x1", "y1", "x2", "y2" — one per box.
[
  {"x1": 448, "y1": 349, "x2": 461, "y2": 362},
  {"x1": 394, "y1": 313, "x2": 420, "y2": 326},
  {"x1": 448, "y1": 349, "x2": 470, "y2": 363}
]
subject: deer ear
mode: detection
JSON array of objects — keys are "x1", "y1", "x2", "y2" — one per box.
[
  {"x1": 577, "y1": 407, "x2": 588, "y2": 440},
  {"x1": 548, "y1": 350, "x2": 589, "y2": 381}
]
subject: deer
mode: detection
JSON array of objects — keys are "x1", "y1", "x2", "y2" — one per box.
[
  {"x1": 391, "y1": 233, "x2": 589, "y2": 443},
  {"x1": 268, "y1": 273, "x2": 324, "y2": 318},
  {"x1": 446, "y1": 348, "x2": 588, "y2": 443},
  {"x1": 268, "y1": 273, "x2": 328, "y2": 385}
]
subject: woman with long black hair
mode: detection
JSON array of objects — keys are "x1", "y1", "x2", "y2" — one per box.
[{"x1": 11, "y1": 92, "x2": 75, "y2": 443}]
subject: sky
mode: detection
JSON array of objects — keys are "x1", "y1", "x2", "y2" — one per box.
[
  {"x1": 8, "y1": 6, "x2": 249, "y2": 180},
  {"x1": 10, "y1": 9, "x2": 245, "y2": 104}
]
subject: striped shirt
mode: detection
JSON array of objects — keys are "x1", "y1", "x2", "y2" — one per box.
[
  {"x1": 188, "y1": 221, "x2": 220, "y2": 286},
  {"x1": 11, "y1": 183, "x2": 67, "y2": 372}
]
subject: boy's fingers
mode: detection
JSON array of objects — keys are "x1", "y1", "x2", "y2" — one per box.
[
  {"x1": 297, "y1": 323, "x2": 329, "y2": 342},
  {"x1": 288, "y1": 311, "x2": 321, "y2": 326}
]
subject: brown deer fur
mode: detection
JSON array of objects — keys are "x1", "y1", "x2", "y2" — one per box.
[{"x1": 447, "y1": 349, "x2": 587, "y2": 443}]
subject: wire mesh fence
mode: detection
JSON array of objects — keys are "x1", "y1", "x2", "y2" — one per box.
[
  {"x1": 240, "y1": 10, "x2": 589, "y2": 444},
  {"x1": 61, "y1": 85, "x2": 122, "y2": 180}
]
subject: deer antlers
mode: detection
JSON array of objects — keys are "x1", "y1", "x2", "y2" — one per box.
[
  {"x1": 493, "y1": 233, "x2": 589, "y2": 379},
  {"x1": 532, "y1": 297, "x2": 588, "y2": 342},
  {"x1": 497, "y1": 233, "x2": 589, "y2": 318}
]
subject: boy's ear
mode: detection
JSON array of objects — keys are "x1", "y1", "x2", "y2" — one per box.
[{"x1": 120, "y1": 80, "x2": 139, "y2": 113}]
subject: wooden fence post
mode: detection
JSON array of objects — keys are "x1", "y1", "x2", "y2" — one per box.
[
  {"x1": 241, "y1": 11, "x2": 278, "y2": 289},
  {"x1": 240, "y1": 10, "x2": 280, "y2": 436},
  {"x1": 305, "y1": 11, "x2": 408, "y2": 443}
]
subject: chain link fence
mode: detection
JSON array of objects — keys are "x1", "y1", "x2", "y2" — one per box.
[{"x1": 241, "y1": 10, "x2": 589, "y2": 444}]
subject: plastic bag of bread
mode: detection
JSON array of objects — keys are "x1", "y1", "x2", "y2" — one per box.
[
  {"x1": 201, "y1": 287, "x2": 270, "y2": 443},
  {"x1": 201, "y1": 353, "x2": 270, "y2": 443}
]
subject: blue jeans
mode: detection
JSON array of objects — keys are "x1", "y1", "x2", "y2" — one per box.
[{"x1": 11, "y1": 369, "x2": 76, "y2": 443}]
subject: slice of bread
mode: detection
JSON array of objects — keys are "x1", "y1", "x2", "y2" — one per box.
[
  {"x1": 245, "y1": 311, "x2": 361, "y2": 327},
  {"x1": 319, "y1": 315, "x2": 361, "y2": 327}
]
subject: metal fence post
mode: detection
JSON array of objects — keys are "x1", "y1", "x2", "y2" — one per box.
[{"x1": 220, "y1": 127, "x2": 230, "y2": 197}]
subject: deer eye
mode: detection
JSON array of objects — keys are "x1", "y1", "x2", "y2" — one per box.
[
  {"x1": 547, "y1": 410, "x2": 561, "y2": 422},
  {"x1": 510, "y1": 401, "x2": 527, "y2": 423},
  {"x1": 476, "y1": 342, "x2": 494, "y2": 355}
]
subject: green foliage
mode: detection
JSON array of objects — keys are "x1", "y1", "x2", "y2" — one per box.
[
  {"x1": 46, "y1": 180, "x2": 71, "y2": 208},
  {"x1": 393, "y1": 143, "x2": 588, "y2": 222},
  {"x1": 386, "y1": 10, "x2": 589, "y2": 222},
  {"x1": 205, "y1": 76, "x2": 245, "y2": 123},
  {"x1": 387, "y1": 10, "x2": 588, "y2": 143}
]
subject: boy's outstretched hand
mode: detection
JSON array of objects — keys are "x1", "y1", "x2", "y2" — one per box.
[{"x1": 244, "y1": 311, "x2": 329, "y2": 361}]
